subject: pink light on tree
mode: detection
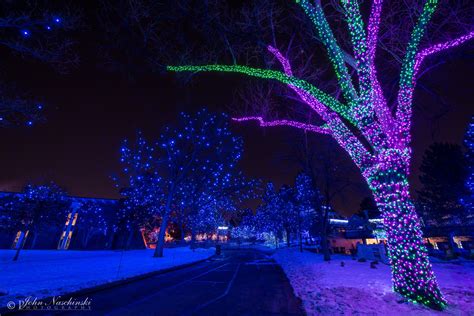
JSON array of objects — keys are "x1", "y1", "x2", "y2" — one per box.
[{"x1": 167, "y1": 0, "x2": 473, "y2": 309}]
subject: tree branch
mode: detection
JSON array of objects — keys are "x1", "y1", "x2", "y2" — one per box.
[
  {"x1": 396, "y1": 0, "x2": 439, "y2": 143},
  {"x1": 365, "y1": 0, "x2": 396, "y2": 138},
  {"x1": 232, "y1": 116, "x2": 331, "y2": 135},
  {"x1": 167, "y1": 64, "x2": 354, "y2": 125},
  {"x1": 296, "y1": 0, "x2": 358, "y2": 106},
  {"x1": 414, "y1": 31, "x2": 474, "y2": 78},
  {"x1": 340, "y1": 0, "x2": 389, "y2": 151}
]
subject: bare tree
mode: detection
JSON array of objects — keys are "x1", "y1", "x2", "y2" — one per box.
[{"x1": 0, "y1": 0, "x2": 80, "y2": 127}]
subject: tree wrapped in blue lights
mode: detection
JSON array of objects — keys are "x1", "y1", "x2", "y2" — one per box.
[
  {"x1": 461, "y1": 116, "x2": 474, "y2": 222},
  {"x1": 74, "y1": 201, "x2": 109, "y2": 249},
  {"x1": 294, "y1": 172, "x2": 321, "y2": 251},
  {"x1": 278, "y1": 185, "x2": 299, "y2": 248},
  {"x1": 176, "y1": 170, "x2": 258, "y2": 244},
  {"x1": 116, "y1": 133, "x2": 162, "y2": 249},
  {"x1": 118, "y1": 110, "x2": 248, "y2": 257},
  {"x1": 151, "y1": 110, "x2": 246, "y2": 256},
  {"x1": 248, "y1": 174, "x2": 320, "y2": 249},
  {"x1": 251, "y1": 182, "x2": 286, "y2": 247},
  {"x1": 8, "y1": 183, "x2": 70, "y2": 260}
]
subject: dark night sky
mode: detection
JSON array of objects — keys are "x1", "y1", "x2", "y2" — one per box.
[{"x1": 0, "y1": 8, "x2": 472, "y2": 215}]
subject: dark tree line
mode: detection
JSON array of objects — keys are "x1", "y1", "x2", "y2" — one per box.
[{"x1": 418, "y1": 117, "x2": 474, "y2": 226}]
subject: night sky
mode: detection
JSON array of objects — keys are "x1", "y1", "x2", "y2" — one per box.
[{"x1": 0, "y1": 5, "x2": 472, "y2": 215}]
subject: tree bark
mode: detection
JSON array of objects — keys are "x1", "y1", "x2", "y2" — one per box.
[
  {"x1": 299, "y1": 229, "x2": 303, "y2": 252},
  {"x1": 31, "y1": 232, "x2": 38, "y2": 249},
  {"x1": 190, "y1": 228, "x2": 196, "y2": 251},
  {"x1": 321, "y1": 233, "x2": 331, "y2": 261},
  {"x1": 153, "y1": 214, "x2": 169, "y2": 257},
  {"x1": 321, "y1": 205, "x2": 331, "y2": 261},
  {"x1": 125, "y1": 230, "x2": 134, "y2": 250},
  {"x1": 12, "y1": 231, "x2": 27, "y2": 261},
  {"x1": 180, "y1": 223, "x2": 185, "y2": 242},
  {"x1": 370, "y1": 157, "x2": 446, "y2": 309},
  {"x1": 83, "y1": 229, "x2": 93, "y2": 249},
  {"x1": 154, "y1": 186, "x2": 175, "y2": 258},
  {"x1": 298, "y1": 211, "x2": 303, "y2": 252}
]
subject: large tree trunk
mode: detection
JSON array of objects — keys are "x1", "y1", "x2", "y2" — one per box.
[
  {"x1": 12, "y1": 231, "x2": 28, "y2": 261},
  {"x1": 299, "y1": 228, "x2": 303, "y2": 252},
  {"x1": 180, "y1": 223, "x2": 185, "y2": 242},
  {"x1": 321, "y1": 233, "x2": 331, "y2": 261},
  {"x1": 321, "y1": 205, "x2": 331, "y2": 261},
  {"x1": 298, "y1": 211, "x2": 303, "y2": 252},
  {"x1": 153, "y1": 214, "x2": 169, "y2": 257},
  {"x1": 190, "y1": 228, "x2": 196, "y2": 251},
  {"x1": 154, "y1": 187, "x2": 175, "y2": 258},
  {"x1": 369, "y1": 155, "x2": 446, "y2": 309}
]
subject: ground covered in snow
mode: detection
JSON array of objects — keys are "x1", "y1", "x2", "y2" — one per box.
[
  {"x1": 273, "y1": 248, "x2": 474, "y2": 316},
  {"x1": 0, "y1": 247, "x2": 214, "y2": 307}
]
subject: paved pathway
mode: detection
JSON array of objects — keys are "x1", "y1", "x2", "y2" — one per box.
[{"x1": 16, "y1": 248, "x2": 305, "y2": 316}]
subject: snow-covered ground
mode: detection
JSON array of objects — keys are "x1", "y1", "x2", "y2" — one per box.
[
  {"x1": 273, "y1": 248, "x2": 474, "y2": 315},
  {"x1": 0, "y1": 247, "x2": 214, "y2": 307}
]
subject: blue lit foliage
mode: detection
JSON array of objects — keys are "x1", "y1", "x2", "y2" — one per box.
[
  {"x1": 156, "y1": 110, "x2": 247, "y2": 248},
  {"x1": 118, "y1": 110, "x2": 250, "y2": 256},
  {"x1": 0, "y1": 3, "x2": 77, "y2": 64},
  {"x1": 0, "y1": 2, "x2": 79, "y2": 127},
  {"x1": 116, "y1": 132, "x2": 162, "y2": 233},
  {"x1": 294, "y1": 172, "x2": 320, "y2": 232},
  {"x1": 0, "y1": 97, "x2": 44, "y2": 128},
  {"x1": 177, "y1": 173, "x2": 258, "y2": 237},
  {"x1": 461, "y1": 116, "x2": 474, "y2": 220},
  {"x1": 241, "y1": 173, "x2": 320, "y2": 245},
  {"x1": 75, "y1": 201, "x2": 109, "y2": 248},
  {"x1": 252, "y1": 183, "x2": 286, "y2": 243},
  {"x1": 8, "y1": 183, "x2": 70, "y2": 234}
]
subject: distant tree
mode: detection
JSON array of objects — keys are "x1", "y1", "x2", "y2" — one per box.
[
  {"x1": 0, "y1": 1, "x2": 79, "y2": 127},
  {"x1": 250, "y1": 178, "x2": 317, "y2": 249},
  {"x1": 347, "y1": 213, "x2": 377, "y2": 242},
  {"x1": 9, "y1": 183, "x2": 70, "y2": 260},
  {"x1": 253, "y1": 182, "x2": 285, "y2": 247},
  {"x1": 174, "y1": 148, "x2": 258, "y2": 245},
  {"x1": 288, "y1": 136, "x2": 355, "y2": 261},
  {"x1": 418, "y1": 143, "x2": 466, "y2": 226},
  {"x1": 150, "y1": 110, "x2": 245, "y2": 257},
  {"x1": 116, "y1": 137, "x2": 162, "y2": 249},
  {"x1": 358, "y1": 197, "x2": 380, "y2": 219},
  {"x1": 118, "y1": 110, "x2": 246, "y2": 257},
  {"x1": 277, "y1": 185, "x2": 298, "y2": 248},
  {"x1": 230, "y1": 221, "x2": 257, "y2": 243},
  {"x1": 461, "y1": 117, "x2": 474, "y2": 223},
  {"x1": 294, "y1": 172, "x2": 321, "y2": 252},
  {"x1": 74, "y1": 201, "x2": 108, "y2": 249}
]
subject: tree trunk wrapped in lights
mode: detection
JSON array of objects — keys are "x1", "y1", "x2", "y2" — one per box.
[{"x1": 168, "y1": 0, "x2": 473, "y2": 309}]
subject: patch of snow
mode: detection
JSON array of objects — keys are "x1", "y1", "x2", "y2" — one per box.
[
  {"x1": 0, "y1": 247, "x2": 214, "y2": 307},
  {"x1": 273, "y1": 248, "x2": 474, "y2": 315}
]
